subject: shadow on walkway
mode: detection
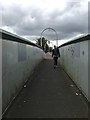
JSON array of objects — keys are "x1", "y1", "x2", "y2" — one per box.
[{"x1": 3, "y1": 55, "x2": 88, "y2": 118}]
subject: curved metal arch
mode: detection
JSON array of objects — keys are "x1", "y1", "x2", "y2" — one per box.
[{"x1": 40, "y1": 27, "x2": 58, "y2": 47}]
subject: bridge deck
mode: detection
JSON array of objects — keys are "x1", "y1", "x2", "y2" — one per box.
[{"x1": 3, "y1": 54, "x2": 88, "y2": 118}]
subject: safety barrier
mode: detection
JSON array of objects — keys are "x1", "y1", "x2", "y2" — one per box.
[
  {"x1": 0, "y1": 31, "x2": 2, "y2": 119},
  {"x1": 1, "y1": 29, "x2": 44, "y2": 114},
  {"x1": 58, "y1": 34, "x2": 90, "y2": 102}
]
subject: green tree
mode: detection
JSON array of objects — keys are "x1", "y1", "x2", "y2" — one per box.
[
  {"x1": 36, "y1": 37, "x2": 48, "y2": 51},
  {"x1": 45, "y1": 43, "x2": 50, "y2": 53},
  {"x1": 49, "y1": 47, "x2": 53, "y2": 52}
]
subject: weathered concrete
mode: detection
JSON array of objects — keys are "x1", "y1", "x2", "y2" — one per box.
[
  {"x1": 2, "y1": 40, "x2": 44, "y2": 113},
  {"x1": 0, "y1": 38, "x2": 2, "y2": 120},
  {"x1": 3, "y1": 56, "x2": 88, "y2": 118},
  {"x1": 59, "y1": 40, "x2": 89, "y2": 101}
]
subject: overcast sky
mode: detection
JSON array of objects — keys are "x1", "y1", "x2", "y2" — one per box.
[{"x1": 0, "y1": 0, "x2": 89, "y2": 45}]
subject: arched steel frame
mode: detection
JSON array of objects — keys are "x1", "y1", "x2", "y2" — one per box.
[{"x1": 40, "y1": 28, "x2": 58, "y2": 47}]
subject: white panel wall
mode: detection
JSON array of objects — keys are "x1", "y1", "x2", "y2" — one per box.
[
  {"x1": 59, "y1": 41, "x2": 89, "y2": 101},
  {"x1": 2, "y1": 40, "x2": 44, "y2": 113},
  {"x1": 88, "y1": 40, "x2": 90, "y2": 101},
  {"x1": 0, "y1": 39, "x2": 2, "y2": 120}
]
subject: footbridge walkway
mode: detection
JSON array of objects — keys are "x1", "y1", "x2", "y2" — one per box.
[{"x1": 0, "y1": 29, "x2": 90, "y2": 119}]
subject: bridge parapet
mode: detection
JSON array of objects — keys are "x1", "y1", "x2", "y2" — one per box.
[
  {"x1": 58, "y1": 34, "x2": 90, "y2": 102},
  {"x1": 0, "y1": 29, "x2": 44, "y2": 115}
]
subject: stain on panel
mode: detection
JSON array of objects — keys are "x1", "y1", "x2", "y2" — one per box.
[{"x1": 18, "y1": 43, "x2": 26, "y2": 62}]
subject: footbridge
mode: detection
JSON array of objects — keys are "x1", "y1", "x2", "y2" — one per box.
[{"x1": 0, "y1": 29, "x2": 90, "y2": 119}]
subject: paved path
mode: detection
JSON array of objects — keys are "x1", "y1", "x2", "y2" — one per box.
[{"x1": 3, "y1": 56, "x2": 88, "y2": 118}]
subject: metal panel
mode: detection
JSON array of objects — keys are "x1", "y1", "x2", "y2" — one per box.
[
  {"x1": 59, "y1": 41, "x2": 89, "y2": 101},
  {"x1": 2, "y1": 40, "x2": 44, "y2": 113},
  {"x1": 88, "y1": 40, "x2": 90, "y2": 101},
  {"x1": 79, "y1": 41, "x2": 88, "y2": 99},
  {"x1": 0, "y1": 39, "x2": 2, "y2": 120}
]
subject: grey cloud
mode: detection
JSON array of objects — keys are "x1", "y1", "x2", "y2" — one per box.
[
  {"x1": 2, "y1": 5, "x2": 26, "y2": 26},
  {"x1": 0, "y1": 1, "x2": 88, "y2": 41},
  {"x1": 49, "y1": 3, "x2": 88, "y2": 38}
]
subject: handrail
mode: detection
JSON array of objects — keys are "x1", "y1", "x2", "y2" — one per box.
[
  {"x1": 58, "y1": 34, "x2": 90, "y2": 48},
  {"x1": 0, "y1": 29, "x2": 42, "y2": 49}
]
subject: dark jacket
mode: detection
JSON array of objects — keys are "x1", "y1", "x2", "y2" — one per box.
[{"x1": 52, "y1": 48, "x2": 60, "y2": 57}]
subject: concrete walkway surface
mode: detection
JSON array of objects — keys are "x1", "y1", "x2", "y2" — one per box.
[{"x1": 3, "y1": 55, "x2": 88, "y2": 118}]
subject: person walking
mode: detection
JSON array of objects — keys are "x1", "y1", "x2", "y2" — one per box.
[{"x1": 52, "y1": 45, "x2": 60, "y2": 68}]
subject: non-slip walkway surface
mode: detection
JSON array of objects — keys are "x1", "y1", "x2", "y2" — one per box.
[{"x1": 4, "y1": 57, "x2": 88, "y2": 118}]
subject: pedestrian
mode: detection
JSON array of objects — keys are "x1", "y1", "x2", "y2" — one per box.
[{"x1": 52, "y1": 45, "x2": 60, "y2": 68}]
